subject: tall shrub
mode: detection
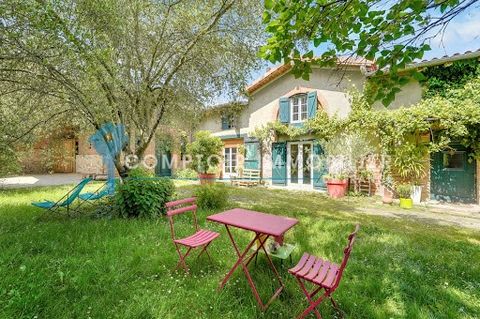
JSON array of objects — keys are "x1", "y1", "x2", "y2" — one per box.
[
  {"x1": 186, "y1": 131, "x2": 223, "y2": 174},
  {"x1": 116, "y1": 167, "x2": 175, "y2": 218},
  {"x1": 195, "y1": 183, "x2": 228, "y2": 210}
]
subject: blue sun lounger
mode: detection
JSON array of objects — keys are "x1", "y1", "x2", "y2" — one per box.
[
  {"x1": 79, "y1": 178, "x2": 115, "y2": 201},
  {"x1": 32, "y1": 177, "x2": 92, "y2": 213}
]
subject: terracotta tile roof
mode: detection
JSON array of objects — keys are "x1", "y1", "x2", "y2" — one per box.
[
  {"x1": 203, "y1": 101, "x2": 248, "y2": 114},
  {"x1": 247, "y1": 50, "x2": 480, "y2": 93},
  {"x1": 410, "y1": 48, "x2": 480, "y2": 69},
  {"x1": 246, "y1": 56, "x2": 375, "y2": 95}
]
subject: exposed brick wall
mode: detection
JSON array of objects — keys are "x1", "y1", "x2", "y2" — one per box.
[
  {"x1": 76, "y1": 135, "x2": 156, "y2": 174},
  {"x1": 77, "y1": 134, "x2": 97, "y2": 156},
  {"x1": 420, "y1": 155, "x2": 431, "y2": 201}
]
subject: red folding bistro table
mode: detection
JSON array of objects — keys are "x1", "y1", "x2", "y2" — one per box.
[{"x1": 207, "y1": 208, "x2": 298, "y2": 311}]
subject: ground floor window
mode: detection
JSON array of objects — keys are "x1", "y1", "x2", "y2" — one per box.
[{"x1": 224, "y1": 147, "x2": 237, "y2": 176}]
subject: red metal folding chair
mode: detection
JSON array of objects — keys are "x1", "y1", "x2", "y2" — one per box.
[
  {"x1": 289, "y1": 224, "x2": 360, "y2": 319},
  {"x1": 166, "y1": 197, "x2": 220, "y2": 273}
]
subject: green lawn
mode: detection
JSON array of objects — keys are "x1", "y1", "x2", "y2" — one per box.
[{"x1": 1, "y1": 183, "x2": 479, "y2": 318}]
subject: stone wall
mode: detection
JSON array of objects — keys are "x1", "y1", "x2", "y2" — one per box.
[{"x1": 76, "y1": 155, "x2": 105, "y2": 175}]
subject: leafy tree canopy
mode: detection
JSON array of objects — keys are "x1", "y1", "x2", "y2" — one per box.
[
  {"x1": 260, "y1": 0, "x2": 479, "y2": 105},
  {"x1": 0, "y1": 0, "x2": 264, "y2": 174}
]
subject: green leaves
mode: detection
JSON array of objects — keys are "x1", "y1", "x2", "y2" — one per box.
[
  {"x1": 186, "y1": 131, "x2": 224, "y2": 174},
  {"x1": 260, "y1": 0, "x2": 468, "y2": 106},
  {"x1": 194, "y1": 183, "x2": 228, "y2": 210},
  {"x1": 1, "y1": 0, "x2": 264, "y2": 164},
  {"x1": 115, "y1": 167, "x2": 175, "y2": 218},
  {"x1": 411, "y1": 71, "x2": 426, "y2": 82},
  {"x1": 264, "y1": 0, "x2": 274, "y2": 10}
]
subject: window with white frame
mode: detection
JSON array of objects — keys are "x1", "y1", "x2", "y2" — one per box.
[
  {"x1": 290, "y1": 94, "x2": 308, "y2": 123},
  {"x1": 224, "y1": 147, "x2": 237, "y2": 175}
]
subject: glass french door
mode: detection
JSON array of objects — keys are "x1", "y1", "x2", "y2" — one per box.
[
  {"x1": 287, "y1": 142, "x2": 312, "y2": 187},
  {"x1": 224, "y1": 147, "x2": 237, "y2": 178}
]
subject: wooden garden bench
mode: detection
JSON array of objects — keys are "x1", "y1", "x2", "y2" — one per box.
[{"x1": 231, "y1": 169, "x2": 261, "y2": 187}]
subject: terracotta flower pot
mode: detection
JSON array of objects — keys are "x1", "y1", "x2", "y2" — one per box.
[
  {"x1": 399, "y1": 198, "x2": 413, "y2": 209},
  {"x1": 382, "y1": 188, "x2": 394, "y2": 204},
  {"x1": 326, "y1": 179, "x2": 348, "y2": 199},
  {"x1": 198, "y1": 173, "x2": 216, "y2": 185}
]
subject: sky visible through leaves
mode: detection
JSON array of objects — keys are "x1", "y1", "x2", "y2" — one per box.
[{"x1": 233, "y1": 6, "x2": 480, "y2": 106}]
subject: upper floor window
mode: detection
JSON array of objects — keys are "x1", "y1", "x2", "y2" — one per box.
[
  {"x1": 290, "y1": 94, "x2": 308, "y2": 123},
  {"x1": 221, "y1": 114, "x2": 235, "y2": 130}
]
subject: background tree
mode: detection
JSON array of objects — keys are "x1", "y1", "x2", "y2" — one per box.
[
  {"x1": 0, "y1": 0, "x2": 264, "y2": 175},
  {"x1": 260, "y1": 0, "x2": 479, "y2": 105}
]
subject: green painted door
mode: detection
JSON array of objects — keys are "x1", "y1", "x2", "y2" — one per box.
[
  {"x1": 431, "y1": 148, "x2": 476, "y2": 203},
  {"x1": 155, "y1": 150, "x2": 172, "y2": 177},
  {"x1": 272, "y1": 142, "x2": 287, "y2": 185},
  {"x1": 312, "y1": 141, "x2": 327, "y2": 189},
  {"x1": 244, "y1": 142, "x2": 259, "y2": 169}
]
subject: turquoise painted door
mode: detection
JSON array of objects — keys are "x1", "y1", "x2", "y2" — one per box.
[
  {"x1": 272, "y1": 142, "x2": 287, "y2": 185},
  {"x1": 431, "y1": 148, "x2": 476, "y2": 203},
  {"x1": 155, "y1": 150, "x2": 172, "y2": 177},
  {"x1": 244, "y1": 142, "x2": 259, "y2": 169},
  {"x1": 312, "y1": 142, "x2": 327, "y2": 189}
]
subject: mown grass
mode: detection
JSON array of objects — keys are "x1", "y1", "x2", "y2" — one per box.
[{"x1": 0, "y1": 183, "x2": 479, "y2": 318}]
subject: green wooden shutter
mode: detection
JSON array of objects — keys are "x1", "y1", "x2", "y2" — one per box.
[
  {"x1": 279, "y1": 98, "x2": 290, "y2": 123},
  {"x1": 272, "y1": 142, "x2": 287, "y2": 185},
  {"x1": 221, "y1": 115, "x2": 229, "y2": 130},
  {"x1": 244, "y1": 142, "x2": 259, "y2": 169},
  {"x1": 312, "y1": 141, "x2": 327, "y2": 189},
  {"x1": 155, "y1": 152, "x2": 172, "y2": 177},
  {"x1": 307, "y1": 91, "x2": 317, "y2": 119}
]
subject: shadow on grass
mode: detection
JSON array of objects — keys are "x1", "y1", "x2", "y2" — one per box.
[{"x1": 0, "y1": 184, "x2": 479, "y2": 318}]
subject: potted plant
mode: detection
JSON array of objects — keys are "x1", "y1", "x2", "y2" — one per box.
[
  {"x1": 392, "y1": 142, "x2": 427, "y2": 204},
  {"x1": 321, "y1": 132, "x2": 374, "y2": 199},
  {"x1": 397, "y1": 184, "x2": 413, "y2": 209},
  {"x1": 324, "y1": 173, "x2": 349, "y2": 198},
  {"x1": 186, "y1": 131, "x2": 223, "y2": 184}
]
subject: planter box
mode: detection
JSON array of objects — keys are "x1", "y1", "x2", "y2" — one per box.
[
  {"x1": 326, "y1": 179, "x2": 348, "y2": 199},
  {"x1": 198, "y1": 173, "x2": 216, "y2": 185},
  {"x1": 382, "y1": 188, "x2": 394, "y2": 204},
  {"x1": 400, "y1": 198, "x2": 413, "y2": 209}
]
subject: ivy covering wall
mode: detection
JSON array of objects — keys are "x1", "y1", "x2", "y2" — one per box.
[{"x1": 253, "y1": 58, "x2": 480, "y2": 184}]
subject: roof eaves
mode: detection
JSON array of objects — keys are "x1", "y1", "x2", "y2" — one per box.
[
  {"x1": 246, "y1": 56, "x2": 375, "y2": 95},
  {"x1": 408, "y1": 49, "x2": 480, "y2": 70}
]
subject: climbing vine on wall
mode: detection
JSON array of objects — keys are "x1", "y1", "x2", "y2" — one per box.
[
  {"x1": 347, "y1": 77, "x2": 480, "y2": 162},
  {"x1": 204, "y1": 102, "x2": 247, "y2": 129},
  {"x1": 421, "y1": 57, "x2": 480, "y2": 98},
  {"x1": 251, "y1": 59, "x2": 480, "y2": 184}
]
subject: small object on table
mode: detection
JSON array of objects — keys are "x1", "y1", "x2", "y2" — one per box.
[
  {"x1": 207, "y1": 208, "x2": 298, "y2": 311},
  {"x1": 268, "y1": 241, "x2": 280, "y2": 253},
  {"x1": 252, "y1": 240, "x2": 296, "y2": 266}
]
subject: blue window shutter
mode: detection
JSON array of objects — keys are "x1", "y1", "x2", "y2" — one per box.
[
  {"x1": 244, "y1": 142, "x2": 259, "y2": 169},
  {"x1": 279, "y1": 98, "x2": 290, "y2": 123},
  {"x1": 221, "y1": 116, "x2": 229, "y2": 130},
  {"x1": 312, "y1": 141, "x2": 327, "y2": 189},
  {"x1": 307, "y1": 91, "x2": 317, "y2": 119},
  {"x1": 272, "y1": 142, "x2": 287, "y2": 185}
]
